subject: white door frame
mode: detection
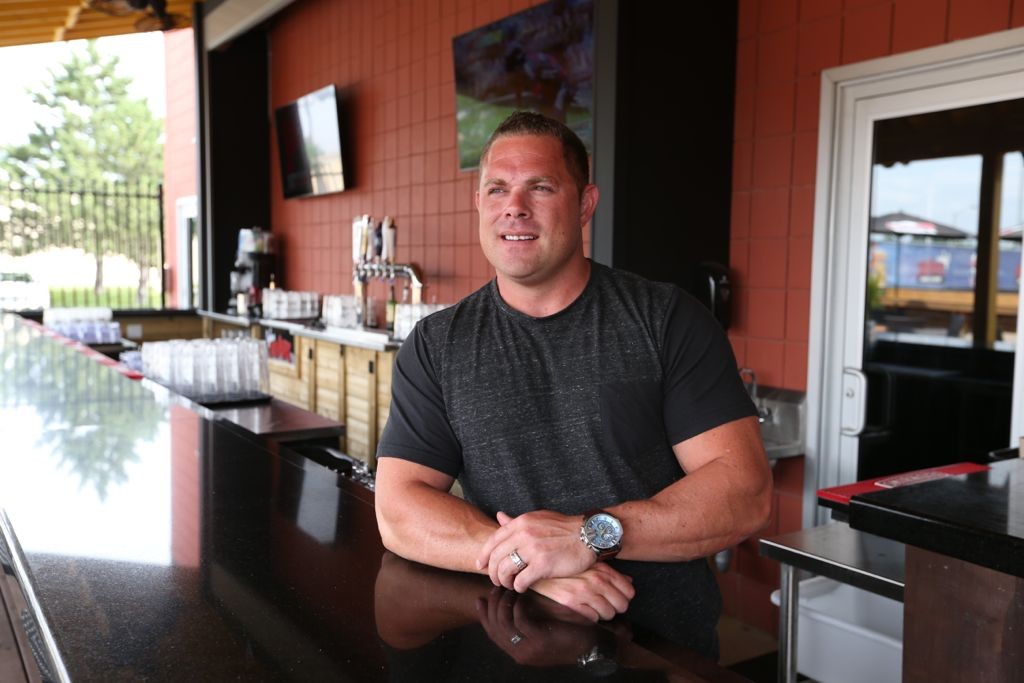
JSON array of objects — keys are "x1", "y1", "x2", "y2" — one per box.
[
  {"x1": 176, "y1": 195, "x2": 199, "y2": 310},
  {"x1": 805, "y1": 27, "x2": 1024, "y2": 527}
]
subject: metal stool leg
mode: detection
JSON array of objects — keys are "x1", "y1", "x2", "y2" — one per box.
[{"x1": 778, "y1": 564, "x2": 798, "y2": 683}]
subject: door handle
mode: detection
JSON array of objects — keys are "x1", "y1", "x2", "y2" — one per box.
[{"x1": 840, "y1": 367, "x2": 868, "y2": 436}]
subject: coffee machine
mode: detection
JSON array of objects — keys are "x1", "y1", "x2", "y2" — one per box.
[{"x1": 228, "y1": 227, "x2": 276, "y2": 317}]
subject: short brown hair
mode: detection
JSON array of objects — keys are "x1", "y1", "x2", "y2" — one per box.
[{"x1": 479, "y1": 111, "x2": 590, "y2": 195}]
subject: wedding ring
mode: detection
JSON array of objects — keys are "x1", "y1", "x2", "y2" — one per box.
[
  {"x1": 509, "y1": 549, "x2": 527, "y2": 572},
  {"x1": 510, "y1": 632, "x2": 524, "y2": 645}
]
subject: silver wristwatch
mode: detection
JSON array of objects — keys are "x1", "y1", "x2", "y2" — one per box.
[{"x1": 580, "y1": 509, "x2": 622, "y2": 560}]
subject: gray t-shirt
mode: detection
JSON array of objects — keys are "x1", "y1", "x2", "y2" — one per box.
[
  {"x1": 377, "y1": 262, "x2": 755, "y2": 658},
  {"x1": 379, "y1": 261, "x2": 753, "y2": 511}
]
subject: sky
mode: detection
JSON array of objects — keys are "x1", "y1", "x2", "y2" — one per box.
[
  {"x1": 0, "y1": 32, "x2": 166, "y2": 149},
  {"x1": 872, "y1": 153, "x2": 1024, "y2": 234}
]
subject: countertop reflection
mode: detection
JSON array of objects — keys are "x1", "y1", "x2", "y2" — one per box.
[{"x1": 0, "y1": 315, "x2": 747, "y2": 681}]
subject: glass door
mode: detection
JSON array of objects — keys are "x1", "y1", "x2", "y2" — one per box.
[{"x1": 857, "y1": 100, "x2": 1023, "y2": 480}]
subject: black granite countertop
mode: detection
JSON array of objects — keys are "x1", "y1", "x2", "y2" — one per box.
[
  {"x1": 0, "y1": 314, "x2": 746, "y2": 681},
  {"x1": 849, "y1": 458, "x2": 1024, "y2": 578}
]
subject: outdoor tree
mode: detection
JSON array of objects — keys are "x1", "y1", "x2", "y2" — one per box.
[{"x1": 0, "y1": 40, "x2": 163, "y2": 301}]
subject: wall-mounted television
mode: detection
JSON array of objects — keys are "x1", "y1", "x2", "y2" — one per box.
[
  {"x1": 452, "y1": 0, "x2": 594, "y2": 171},
  {"x1": 274, "y1": 85, "x2": 349, "y2": 198}
]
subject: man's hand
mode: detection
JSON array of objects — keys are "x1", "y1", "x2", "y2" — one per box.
[
  {"x1": 476, "y1": 509, "x2": 596, "y2": 592},
  {"x1": 530, "y1": 562, "x2": 635, "y2": 622}
]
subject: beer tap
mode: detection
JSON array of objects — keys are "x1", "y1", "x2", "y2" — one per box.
[
  {"x1": 352, "y1": 215, "x2": 424, "y2": 330},
  {"x1": 352, "y1": 215, "x2": 370, "y2": 326}
]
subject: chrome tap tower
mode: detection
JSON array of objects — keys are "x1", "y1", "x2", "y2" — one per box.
[{"x1": 352, "y1": 215, "x2": 423, "y2": 327}]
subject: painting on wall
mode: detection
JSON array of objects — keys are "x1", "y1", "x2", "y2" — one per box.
[{"x1": 452, "y1": 0, "x2": 594, "y2": 170}]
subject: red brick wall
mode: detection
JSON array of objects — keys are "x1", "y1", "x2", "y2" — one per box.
[
  {"x1": 724, "y1": 0, "x2": 1024, "y2": 635},
  {"x1": 162, "y1": 27, "x2": 198, "y2": 308},
  {"x1": 267, "y1": 0, "x2": 588, "y2": 307}
]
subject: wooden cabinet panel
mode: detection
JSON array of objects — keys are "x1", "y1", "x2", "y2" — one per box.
[
  {"x1": 314, "y1": 340, "x2": 346, "y2": 450},
  {"x1": 904, "y1": 546, "x2": 1024, "y2": 682},
  {"x1": 230, "y1": 326, "x2": 397, "y2": 467},
  {"x1": 268, "y1": 335, "x2": 313, "y2": 410},
  {"x1": 376, "y1": 350, "x2": 395, "y2": 442},
  {"x1": 118, "y1": 313, "x2": 204, "y2": 342},
  {"x1": 345, "y1": 347, "x2": 378, "y2": 465}
]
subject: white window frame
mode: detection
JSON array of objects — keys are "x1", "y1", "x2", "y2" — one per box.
[{"x1": 806, "y1": 27, "x2": 1024, "y2": 527}]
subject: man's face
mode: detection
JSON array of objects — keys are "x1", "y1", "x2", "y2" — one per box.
[{"x1": 475, "y1": 134, "x2": 597, "y2": 288}]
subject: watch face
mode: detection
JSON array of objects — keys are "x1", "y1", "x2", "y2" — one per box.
[{"x1": 583, "y1": 513, "x2": 622, "y2": 550}]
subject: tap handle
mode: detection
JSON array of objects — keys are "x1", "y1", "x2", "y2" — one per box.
[
  {"x1": 371, "y1": 220, "x2": 383, "y2": 261},
  {"x1": 382, "y1": 216, "x2": 396, "y2": 264},
  {"x1": 352, "y1": 216, "x2": 364, "y2": 265}
]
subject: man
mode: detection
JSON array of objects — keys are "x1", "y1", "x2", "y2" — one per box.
[{"x1": 375, "y1": 111, "x2": 771, "y2": 658}]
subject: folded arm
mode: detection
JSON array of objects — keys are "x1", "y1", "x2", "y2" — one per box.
[
  {"x1": 616, "y1": 414, "x2": 773, "y2": 559},
  {"x1": 375, "y1": 457, "x2": 496, "y2": 573},
  {"x1": 374, "y1": 457, "x2": 636, "y2": 620},
  {"x1": 479, "y1": 415, "x2": 774, "y2": 592}
]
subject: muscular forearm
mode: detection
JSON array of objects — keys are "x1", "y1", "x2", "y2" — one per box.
[
  {"x1": 375, "y1": 458, "x2": 635, "y2": 620},
  {"x1": 376, "y1": 471, "x2": 498, "y2": 573},
  {"x1": 610, "y1": 453, "x2": 772, "y2": 562},
  {"x1": 477, "y1": 417, "x2": 773, "y2": 592}
]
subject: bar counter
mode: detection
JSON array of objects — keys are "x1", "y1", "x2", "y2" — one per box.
[
  {"x1": 847, "y1": 459, "x2": 1024, "y2": 682},
  {"x1": 0, "y1": 314, "x2": 746, "y2": 681}
]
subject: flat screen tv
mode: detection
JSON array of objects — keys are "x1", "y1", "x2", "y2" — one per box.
[
  {"x1": 275, "y1": 85, "x2": 348, "y2": 198},
  {"x1": 452, "y1": 0, "x2": 594, "y2": 170}
]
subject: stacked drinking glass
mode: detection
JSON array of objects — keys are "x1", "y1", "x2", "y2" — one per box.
[
  {"x1": 393, "y1": 302, "x2": 449, "y2": 341},
  {"x1": 263, "y1": 289, "x2": 320, "y2": 319},
  {"x1": 141, "y1": 337, "x2": 270, "y2": 403},
  {"x1": 322, "y1": 294, "x2": 359, "y2": 329}
]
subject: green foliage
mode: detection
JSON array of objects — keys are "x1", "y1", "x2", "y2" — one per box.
[
  {"x1": 0, "y1": 41, "x2": 164, "y2": 296},
  {"x1": 1, "y1": 41, "x2": 162, "y2": 184},
  {"x1": 49, "y1": 286, "x2": 161, "y2": 309}
]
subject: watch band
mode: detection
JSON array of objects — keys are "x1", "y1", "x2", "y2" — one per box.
[{"x1": 591, "y1": 544, "x2": 620, "y2": 560}]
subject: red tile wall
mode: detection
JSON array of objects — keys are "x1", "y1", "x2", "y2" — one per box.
[
  {"x1": 162, "y1": 28, "x2": 198, "y2": 308},
  {"x1": 726, "y1": 0, "x2": 1024, "y2": 635},
  {"x1": 266, "y1": 0, "x2": 580, "y2": 309}
]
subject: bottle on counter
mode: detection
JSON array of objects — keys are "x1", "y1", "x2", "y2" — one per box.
[
  {"x1": 268, "y1": 273, "x2": 277, "y2": 290},
  {"x1": 386, "y1": 283, "x2": 396, "y2": 333}
]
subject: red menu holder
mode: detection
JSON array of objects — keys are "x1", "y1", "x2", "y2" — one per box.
[{"x1": 818, "y1": 461, "x2": 991, "y2": 512}]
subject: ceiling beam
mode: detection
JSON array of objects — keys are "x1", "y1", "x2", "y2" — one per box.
[{"x1": 0, "y1": 1, "x2": 197, "y2": 48}]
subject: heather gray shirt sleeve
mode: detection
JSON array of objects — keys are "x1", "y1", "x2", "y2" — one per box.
[
  {"x1": 377, "y1": 322, "x2": 462, "y2": 477},
  {"x1": 660, "y1": 290, "x2": 756, "y2": 445}
]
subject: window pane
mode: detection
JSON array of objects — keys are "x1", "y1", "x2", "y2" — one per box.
[{"x1": 868, "y1": 156, "x2": 982, "y2": 347}]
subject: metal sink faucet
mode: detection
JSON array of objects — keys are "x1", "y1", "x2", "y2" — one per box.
[{"x1": 739, "y1": 368, "x2": 772, "y2": 423}]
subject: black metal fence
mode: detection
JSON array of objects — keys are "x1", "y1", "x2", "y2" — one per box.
[{"x1": 0, "y1": 180, "x2": 164, "y2": 310}]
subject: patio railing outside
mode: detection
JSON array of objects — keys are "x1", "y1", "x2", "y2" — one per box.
[{"x1": 0, "y1": 180, "x2": 164, "y2": 310}]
